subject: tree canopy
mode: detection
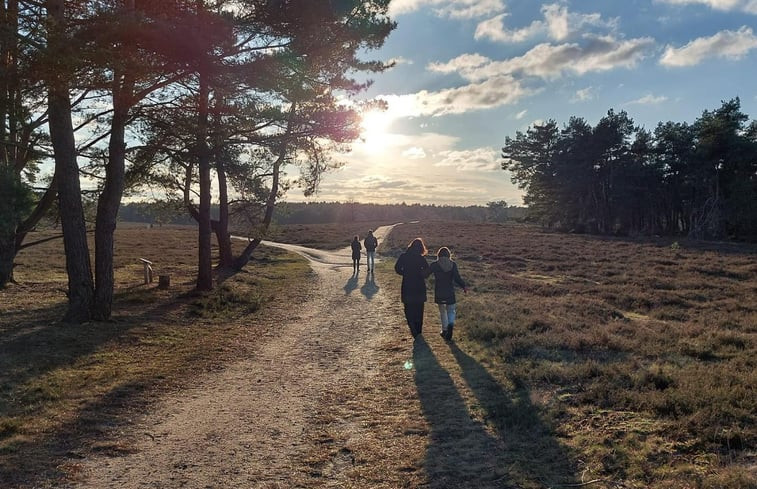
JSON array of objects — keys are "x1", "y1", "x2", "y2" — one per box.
[
  {"x1": 0, "y1": 0, "x2": 395, "y2": 321},
  {"x1": 502, "y1": 99, "x2": 757, "y2": 240}
]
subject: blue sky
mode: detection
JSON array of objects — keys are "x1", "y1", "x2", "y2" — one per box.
[{"x1": 296, "y1": 0, "x2": 757, "y2": 207}]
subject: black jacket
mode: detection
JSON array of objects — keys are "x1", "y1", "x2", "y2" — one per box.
[
  {"x1": 364, "y1": 235, "x2": 378, "y2": 252},
  {"x1": 394, "y1": 251, "x2": 431, "y2": 304},
  {"x1": 351, "y1": 240, "x2": 362, "y2": 259},
  {"x1": 430, "y1": 260, "x2": 466, "y2": 304}
]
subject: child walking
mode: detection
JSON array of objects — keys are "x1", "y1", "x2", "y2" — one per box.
[
  {"x1": 350, "y1": 235, "x2": 362, "y2": 273},
  {"x1": 429, "y1": 247, "x2": 467, "y2": 341}
]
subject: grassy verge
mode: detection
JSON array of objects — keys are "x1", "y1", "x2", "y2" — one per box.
[
  {"x1": 0, "y1": 224, "x2": 311, "y2": 486},
  {"x1": 384, "y1": 221, "x2": 757, "y2": 489}
]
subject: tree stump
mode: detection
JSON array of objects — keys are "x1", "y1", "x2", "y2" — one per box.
[{"x1": 158, "y1": 275, "x2": 171, "y2": 289}]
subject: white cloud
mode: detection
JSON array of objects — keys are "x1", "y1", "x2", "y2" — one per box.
[
  {"x1": 402, "y1": 146, "x2": 427, "y2": 159},
  {"x1": 438, "y1": 36, "x2": 654, "y2": 82},
  {"x1": 437, "y1": 0, "x2": 505, "y2": 19},
  {"x1": 660, "y1": 26, "x2": 757, "y2": 66},
  {"x1": 571, "y1": 86, "x2": 596, "y2": 102},
  {"x1": 389, "y1": 0, "x2": 504, "y2": 19},
  {"x1": 655, "y1": 0, "x2": 757, "y2": 14},
  {"x1": 475, "y1": 14, "x2": 545, "y2": 43},
  {"x1": 475, "y1": 3, "x2": 617, "y2": 43},
  {"x1": 378, "y1": 75, "x2": 536, "y2": 117},
  {"x1": 428, "y1": 53, "x2": 490, "y2": 74},
  {"x1": 626, "y1": 94, "x2": 668, "y2": 105},
  {"x1": 515, "y1": 109, "x2": 528, "y2": 119},
  {"x1": 434, "y1": 148, "x2": 500, "y2": 171}
]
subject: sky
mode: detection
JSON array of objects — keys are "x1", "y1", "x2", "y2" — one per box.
[{"x1": 291, "y1": 0, "x2": 757, "y2": 207}]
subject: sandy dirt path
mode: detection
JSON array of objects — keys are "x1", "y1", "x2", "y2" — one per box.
[
  {"x1": 68, "y1": 225, "x2": 553, "y2": 489},
  {"x1": 71, "y1": 225, "x2": 425, "y2": 488}
]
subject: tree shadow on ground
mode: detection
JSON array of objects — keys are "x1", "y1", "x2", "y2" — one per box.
[
  {"x1": 0, "y1": 283, "x2": 189, "y2": 405},
  {"x1": 448, "y1": 342, "x2": 578, "y2": 487},
  {"x1": 0, "y1": 380, "x2": 151, "y2": 488},
  {"x1": 412, "y1": 337, "x2": 512, "y2": 488},
  {"x1": 0, "y1": 285, "x2": 194, "y2": 483}
]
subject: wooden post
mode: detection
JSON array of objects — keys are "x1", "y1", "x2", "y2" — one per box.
[
  {"x1": 158, "y1": 275, "x2": 170, "y2": 289},
  {"x1": 139, "y1": 258, "x2": 153, "y2": 284}
]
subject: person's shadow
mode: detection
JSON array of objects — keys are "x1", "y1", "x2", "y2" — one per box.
[
  {"x1": 344, "y1": 271, "x2": 359, "y2": 295},
  {"x1": 360, "y1": 272, "x2": 379, "y2": 300},
  {"x1": 413, "y1": 337, "x2": 511, "y2": 488},
  {"x1": 448, "y1": 342, "x2": 578, "y2": 487}
]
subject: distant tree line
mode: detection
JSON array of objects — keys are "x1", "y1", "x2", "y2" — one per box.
[
  {"x1": 272, "y1": 201, "x2": 525, "y2": 224},
  {"x1": 118, "y1": 200, "x2": 527, "y2": 227},
  {"x1": 502, "y1": 98, "x2": 757, "y2": 241}
]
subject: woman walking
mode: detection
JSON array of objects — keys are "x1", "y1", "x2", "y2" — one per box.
[
  {"x1": 350, "y1": 235, "x2": 362, "y2": 273},
  {"x1": 394, "y1": 238, "x2": 431, "y2": 339},
  {"x1": 429, "y1": 247, "x2": 467, "y2": 341}
]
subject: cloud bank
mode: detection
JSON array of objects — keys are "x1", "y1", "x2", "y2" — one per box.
[
  {"x1": 475, "y1": 4, "x2": 617, "y2": 43},
  {"x1": 660, "y1": 26, "x2": 757, "y2": 66},
  {"x1": 655, "y1": 0, "x2": 757, "y2": 14}
]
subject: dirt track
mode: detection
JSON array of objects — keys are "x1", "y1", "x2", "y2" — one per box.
[{"x1": 69, "y1": 225, "x2": 533, "y2": 489}]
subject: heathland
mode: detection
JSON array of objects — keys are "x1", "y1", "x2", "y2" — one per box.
[{"x1": 1, "y1": 221, "x2": 755, "y2": 488}]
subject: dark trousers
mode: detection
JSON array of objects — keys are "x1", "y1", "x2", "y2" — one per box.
[{"x1": 403, "y1": 302, "x2": 425, "y2": 337}]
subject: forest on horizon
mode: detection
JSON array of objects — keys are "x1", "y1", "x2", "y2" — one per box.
[{"x1": 116, "y1": 200, "x2": 526, "y2": 227}]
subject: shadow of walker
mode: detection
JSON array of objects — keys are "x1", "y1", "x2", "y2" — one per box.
[
  {"x1": 360, "y1": 273, "x2": 379, "y2": 300},
  {"x1": 448, "y1": 342, "x2": 578, "y2": 487},
  {"x1": 344, "y1": 272, "x2": 359, "y2": 295},
  {"x1": 412, "y1": 337, "x2": 507, "y2": 488}
]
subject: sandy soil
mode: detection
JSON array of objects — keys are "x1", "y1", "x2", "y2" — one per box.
[{"x1": 67, "y1": 225, "x2": 524, "y2": 489}]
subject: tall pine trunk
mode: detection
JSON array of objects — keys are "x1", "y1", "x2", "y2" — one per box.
[
  {"x1": 46, "y1": 0, "x2": 94, "y2": 323},
  {"x1": 215, "y1": 153, "x2": 233, "y2": 268},
  {"x1": 0, "y1": 234, "x2": 13, "y2": 286},
  {"x1": 92, "y1": 105, "x2": 129, "y2": 320},
  {"x1": 195, "y1": 67, "x2": 213, "y2": 291},
  {"x1": 92, "y1": 1, "x2": 136, "y2": 320}
]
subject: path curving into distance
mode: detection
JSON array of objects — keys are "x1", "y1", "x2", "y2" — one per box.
[{"x1": 69, "y1": 223, "x2": 573, "y2": 489}]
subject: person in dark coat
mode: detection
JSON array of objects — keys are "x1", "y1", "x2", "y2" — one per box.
[
  {"x1": 364, "y1": 229, "x2": 378, "y2": 272},
  {"x1": 394, "y1": 237, "x2": 431, "y2": 339},
  {"x1": 429, "y1": 247, "x2": 467, "y2": 341},
  {"x1": 350, "y1": 235, "x2": 362, "y2": 273}
]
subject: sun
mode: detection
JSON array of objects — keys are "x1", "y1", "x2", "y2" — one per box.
[{"x1": 359, "y1": 109, "x2": 393, "y2": 151}]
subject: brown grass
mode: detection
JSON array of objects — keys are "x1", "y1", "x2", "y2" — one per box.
[
  {"x1": 3, "y1": 220, "x2": 756, "y2": 488},
  {"x1": 384, "y1": 221, "x2": 757, "y2": 488},
  {"x1": 0, "y1": 223, "x2": 311, "y2": 486}
]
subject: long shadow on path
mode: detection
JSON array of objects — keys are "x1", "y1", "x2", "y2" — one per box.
[
  {"x1": 449, "y1": 343, "x2": 578, "y2": 488},
  {"x1": 360, "y1": 272, "x2": 379, "y2": 300},
  {"x1": 413, "y1": 337, "x2": 510, "y2": 488},
  {"x1": 344, "y1": 272, "x2": 359, "y2": 295}
]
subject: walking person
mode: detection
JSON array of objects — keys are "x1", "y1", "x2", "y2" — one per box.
[
  {"x1": 429, "y1": 247, "x2": 467, "y2": 341},
  {"x1": 394, "y1": 238, "x2": 431, "y2": 339},
  {"x1": 364, "y1": 229, "x2": 378, "y2": 272},
  {"x1": 350, "y1": 235, "x2": 362, "y2": 273}
]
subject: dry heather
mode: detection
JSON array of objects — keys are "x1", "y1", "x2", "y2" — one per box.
[
  {"x1": 2, "y1": 220, "x2": 756, "y2": 488},
  {"x1": 383, "y1": 221, "x2": 757, "y2": 488}
]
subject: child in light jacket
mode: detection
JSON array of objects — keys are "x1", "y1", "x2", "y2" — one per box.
[{"x1": 429, "y1": 247, "x2": 467, "y2": 341}]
